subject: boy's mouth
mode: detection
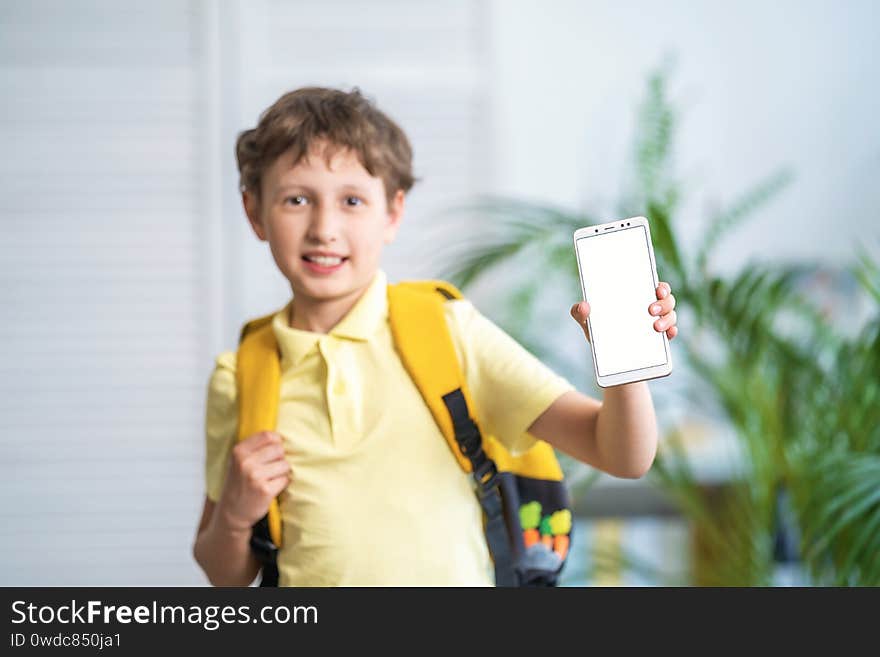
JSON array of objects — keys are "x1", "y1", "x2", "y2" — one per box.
[{"x1": 302, "y1": 253, "x2": 349, "y2": 273}]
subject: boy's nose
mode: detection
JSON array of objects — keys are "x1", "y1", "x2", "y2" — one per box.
[{"x1": 306, "y1": 207, "x2": 339, "y2": 243}]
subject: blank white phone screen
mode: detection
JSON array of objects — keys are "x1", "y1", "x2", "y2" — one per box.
[{"x1": 575, "y1": 226, "x2": 668, "y2": 377}]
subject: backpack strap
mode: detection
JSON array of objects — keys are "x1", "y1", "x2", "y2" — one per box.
[
  {"x1": 388, "y1": 281, "x2": 517, "y2": 586},
  {"x1": 236, "y1": 313, "x2": 283, "y2": 586},
  {"x1": 387, "y1": 282, "x2": 565, "y2": 481},
  {"x1": 387, "y1": 281, "x2": 474, "y2": 472}
]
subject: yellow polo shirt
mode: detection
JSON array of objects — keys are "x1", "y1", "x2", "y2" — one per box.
[{"x1": 204, "y1": 270, "x2": 575, "y2": 586}]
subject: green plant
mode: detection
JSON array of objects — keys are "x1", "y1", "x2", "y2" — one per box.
[{"x1": 433, "y1": 63, "x2": 880, "y2": 585}]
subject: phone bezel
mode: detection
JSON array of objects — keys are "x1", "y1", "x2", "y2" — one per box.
[{"x1": 572, "y1": 216, "x2": 673, "y2": 388}]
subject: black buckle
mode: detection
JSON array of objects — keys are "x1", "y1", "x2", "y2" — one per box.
[
  {"x1": 441, "y1": 389, "x2": 485, "y2": 459},
  {"x1": 473, "y1": 458, "x2": 498, "y2": 489},
  {"x1": 456, "y1": 419, "x2": 482, "y2": 457},
  {"x1": 475, "y1": 459, "x2": 502, "y2": 519}
]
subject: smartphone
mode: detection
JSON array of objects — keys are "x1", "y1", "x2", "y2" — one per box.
[{"x1": 572, "y1": 216, "x2": 672, "y2": 387}]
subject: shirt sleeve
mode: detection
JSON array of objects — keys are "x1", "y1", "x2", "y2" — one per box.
[
  {"x1": 204, "y1": 351, "x2": 238, "y2": 502},
  {"x1": 444, "y1": 299, "x2": 576, "y2": 456}
]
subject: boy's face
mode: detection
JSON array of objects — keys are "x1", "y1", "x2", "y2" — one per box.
[{"x1": 243, "y1": 140, "x2": 404, "y2": 305}]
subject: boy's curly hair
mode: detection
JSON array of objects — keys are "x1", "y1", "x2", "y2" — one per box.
[{"x1": 235, "y1": 87, "x2": 416, "y2": 205}]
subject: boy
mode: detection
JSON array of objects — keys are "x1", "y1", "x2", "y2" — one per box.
[{"x1": 192, "y1": 87, "x2": 679, "y2": 586}]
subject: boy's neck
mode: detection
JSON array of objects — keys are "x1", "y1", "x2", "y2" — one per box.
[{"x1": 287, "y1": 282, "x2": 370, "y2": 335}]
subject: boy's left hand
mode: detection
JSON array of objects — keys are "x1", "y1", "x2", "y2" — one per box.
[{"x1": 570, "y1": 282, "x2": 678, "y2": 343}]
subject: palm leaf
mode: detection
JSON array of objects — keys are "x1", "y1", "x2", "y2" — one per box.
[
  {"x1": 647, "y1": 200, "x2": 686, "y2": 282},
  {"x1": 631, "y1": 63, "x2": 679, "y2": 216},
  {"x1": 695, "y1": 169, "x2": 795, "y2": 275},
  {"x1": 853, "y1": 245, "x2": 880, "y2": 304},
  {"x1": 791, "y1": 452, "x2": 880, "y2": 585}
]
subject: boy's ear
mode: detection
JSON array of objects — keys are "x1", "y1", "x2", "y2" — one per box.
[
  {"x1": 242, "y1": 190, "x2": 267, "y2": 241},
  {"x1": 383, "y1": 189, "x2": 406, "y2": 245}
]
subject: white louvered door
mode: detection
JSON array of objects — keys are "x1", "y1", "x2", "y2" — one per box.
[
  {"x1": 0, "y1": 0, "x2": 214, "y2": 585},
  {"x1": 1, "y1": 0, "x2": 489, "y2": 585}
]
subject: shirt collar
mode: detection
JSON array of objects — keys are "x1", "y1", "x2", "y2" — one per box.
[{"x1": 271, "y1": 270, "x2": 388, "y2": 369}]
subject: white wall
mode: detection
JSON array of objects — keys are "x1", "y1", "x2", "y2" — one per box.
[{"x1": 487, "y1": 0, "x2": 880, "y2": 273}]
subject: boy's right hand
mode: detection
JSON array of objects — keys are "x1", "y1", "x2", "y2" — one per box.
[{"x1": 216, "y1": 431, "x2": 291, "y2": 532}]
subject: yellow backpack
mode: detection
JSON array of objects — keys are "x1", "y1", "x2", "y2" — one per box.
[{"x1": 234, "y1": 280, "x2": 573, "y2": 587}]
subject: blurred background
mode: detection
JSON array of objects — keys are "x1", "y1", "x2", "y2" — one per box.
[{"x1": 1, "y1": 0, "x2": 877, "y2": 585}]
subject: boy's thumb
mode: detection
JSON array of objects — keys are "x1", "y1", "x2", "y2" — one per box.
[
  {"x1": 570, "y1": 301, "x2": 589, "y2": 321},
  {"x1": 570, "y1": 302, "x2": 591, "y2": 342}
]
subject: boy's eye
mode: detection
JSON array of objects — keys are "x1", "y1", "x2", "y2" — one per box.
[
  {"x1": 285, "y1": 195, "x2": 307, "y2": 206},
  {"x1": 345, "y1": 196, "x2": 363, "y2": 207}
]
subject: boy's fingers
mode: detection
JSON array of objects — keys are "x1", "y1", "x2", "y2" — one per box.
[
  {"x1": 233, "y1": 431, "x2": 278, "y2": 459},
  {"x1": 654, "y1": 310, "x2": 677, "y2": 332},
  {"x1": 266, "y1": 474, "x2": 291, "y2": 498},
  {"x1": 249, "y1": 442, "x2": 287, "y2": 464},
  {"x1": 649, "y1": 293, "x2": 676, "y2": 316},
  {"x1": 656, "y1": 282, "x2": 671, "y2": 299},
  {"x1": 667, "y1": 325, "x2": 678, "y2": 340},
  {"x1": 240, "y1": 430, "x2": 281, "y2": 451},
  {"x1": 254, "y1": 459, "x2": 292, "y2": 482}
]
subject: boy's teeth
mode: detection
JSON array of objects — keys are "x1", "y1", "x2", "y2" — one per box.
[{"x1": 305, "y1": 255, "x2": 344, "y2": 266}]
